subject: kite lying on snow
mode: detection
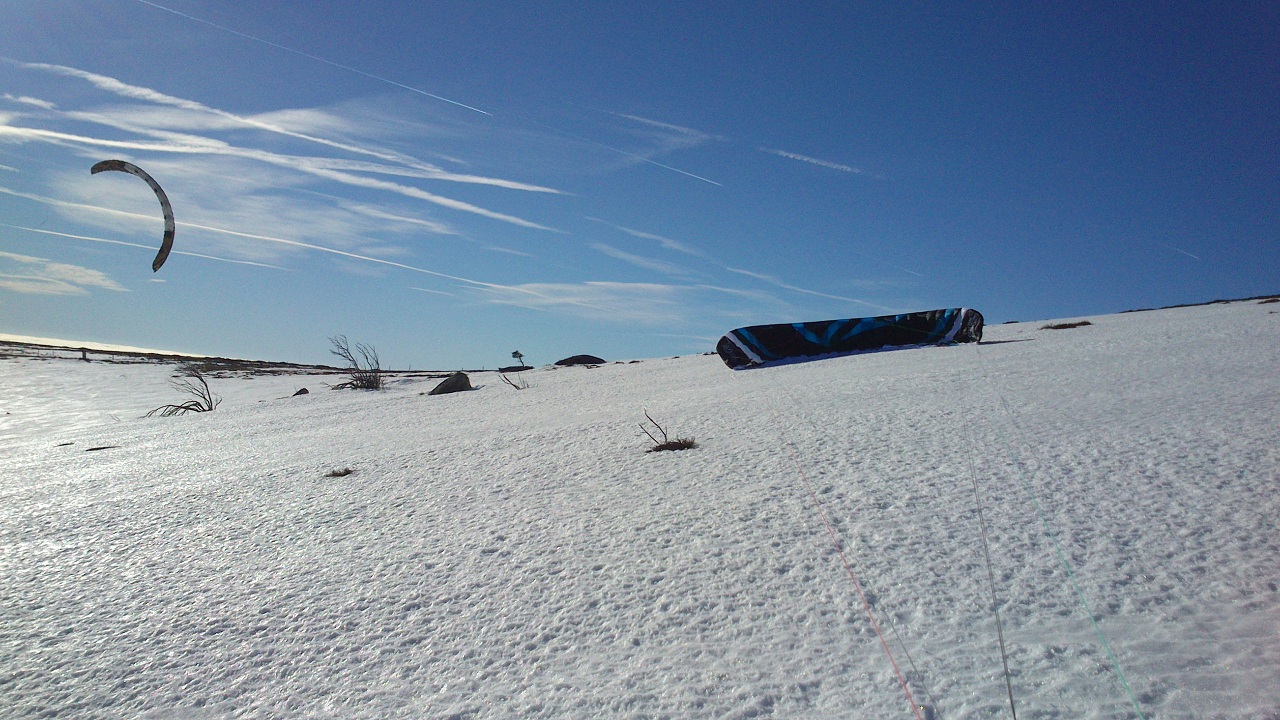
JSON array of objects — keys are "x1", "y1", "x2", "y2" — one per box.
[{"x1": 716, "y1": 308, "x2": 984, "y2": 369}]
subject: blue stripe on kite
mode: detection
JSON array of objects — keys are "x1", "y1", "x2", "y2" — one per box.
[
  {"x1": 832, "y1": 317, "x2": 882, "y2": 344},
  {"x1": 931, "y1": 308, "x2": 958, "y2": 340},
  {"x1": 733, "y1": 328, "x2": 776, "y2": 360}
]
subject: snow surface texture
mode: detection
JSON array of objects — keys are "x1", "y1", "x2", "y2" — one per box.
[{"x1": 2, "y1": 301, "x2": 1278, "y2": 719}]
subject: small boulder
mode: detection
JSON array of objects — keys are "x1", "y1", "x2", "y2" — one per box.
[
  {"x1": 555, "y1": 354, "x2": 605, "y2": 366},
  {"x1": 429, "y1": 372, "x2": 472, "y2": 395},
  {"x1": 292, "y1": 387, "x2": 309, "y2": 396}
]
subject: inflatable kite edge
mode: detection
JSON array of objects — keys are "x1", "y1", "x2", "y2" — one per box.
[{"x1": 91, "y1": 159, "x2": 175, "y2": 272}]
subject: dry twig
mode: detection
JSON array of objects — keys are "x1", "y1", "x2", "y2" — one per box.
[
  {"x1": 501, "y1": 373, "x2": 529, "y2": 390},
  {"x1": 328, "y1": 335, "x2": 383, "y2": 390},
  {"x1": 145, "y1": 371, "x2": 221, "y2": 417},
  {"x1": 640, "y1": 410, "x2": 697, "y2": 452}
]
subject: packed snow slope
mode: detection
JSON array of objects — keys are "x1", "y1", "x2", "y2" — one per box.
[{"x1": 2, "y1": 300, "x2": 1278, "y2": 719}]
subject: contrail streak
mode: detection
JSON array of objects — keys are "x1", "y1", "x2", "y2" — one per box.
[
  {"x1": 727, "y1": 266, "x2": 894, "y2": 311},
  {"x1": 0, "y1": 223, "x2": 288, "y2": 269},
  {"x1": 1156, "y1": 242, "x2": 1201, "y2": 261},
  {"x1": 761, "y1": 147, "x2": 862, "y2": 173},
  {"x1": 0, "y1": 125, "x2": 557, "y2": 230},
  {"x1": 531, "y1": 121, "x2": 723, "y2": 187},
  {"x1": 0, "y1": 186, "x2": 551, "y2": 297},
  {"x1": 182, "y1": 223, "x2": 603, "y2": 310},
  {"x1": 23, "y1": 63, "x2": 561, "y2": 192},
  {"x1": 845, "y1": 248, "x2": 924, "y2": 277},
  {"x1": 130, "y1": 0, "x2": 491, "y2": 116},
  {"x1": 583, "y1": 216, "x2": 703, "y2": 256},
  {"x1": 2, "y1": 185, "x2": 501, "y2": 289}
]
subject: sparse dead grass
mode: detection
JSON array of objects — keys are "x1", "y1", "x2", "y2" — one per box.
[
  {"x1": 501, "y1": 373, "x2": 530, "y2": 390},
  {"x1": 1041, "y1": 321, "x2": 1093, "y2": 330},
  {"x1": 640, "y1": 410, "x2": 697, "y2": 453},
  {"x1": 145, "y1": 371, "x2": 221, "y2": 417},
  {"x1": 328, "y1": 335, "x2": 383, "y2": 390}
]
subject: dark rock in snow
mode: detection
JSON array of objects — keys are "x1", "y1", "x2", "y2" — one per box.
[
  {"x1": 499, "y1": 365, "x2": 532, "y2": 373},
  {"x1": 292, "y1": 387, "x2": 309, "y2": 396},
  {"x1": 429, "y1": 372, "x2": 472, "y2": 395},
  {"x1": 555, "y1": 354, "x2": 605, "y2": 366}
]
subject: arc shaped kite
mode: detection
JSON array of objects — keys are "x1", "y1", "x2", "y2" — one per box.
[{"x1": 90, "y1": 160, "x2": 175, "y2": 272}]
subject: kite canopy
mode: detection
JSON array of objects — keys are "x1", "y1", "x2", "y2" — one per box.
[
  {"x1": 90, "y1": 160, "x2": 175, "y2": 272},
  {"x1": 716, "y1": 308, "x2": 984, "y2": 369}
]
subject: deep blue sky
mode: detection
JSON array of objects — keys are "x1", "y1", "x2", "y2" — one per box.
[{"x1": 1, "y1": 1, "x2": 1276, "y2": 367}]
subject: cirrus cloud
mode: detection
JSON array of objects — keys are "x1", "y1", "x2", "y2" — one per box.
[{"x1": 0, "y1": 250, "x2": 127, "y2": 295}]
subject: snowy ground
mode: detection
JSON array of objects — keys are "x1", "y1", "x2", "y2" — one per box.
[{"x1": 2, "y1": 300, "x2": 1278, "y2": 719}]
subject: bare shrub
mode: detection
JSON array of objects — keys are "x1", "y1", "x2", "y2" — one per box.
[
  {"x1": 501, "y1": 373, "x2": 529, "y2": 390},
  {"x1": 1041, "y1": 321, "x2": 1093, "y2": 330},
  {"x1": 328, "y1": 335, "x2": 383, "y2": 390},
  {"x1": 146, "y1": 370, "x2": 221, "y2": 417},
  {"x1": 326, "y1": 467, "x2": 354, "y2": 477},
  {"x1": 640, "y1": 410, "x2": 697, "y2": 452}
]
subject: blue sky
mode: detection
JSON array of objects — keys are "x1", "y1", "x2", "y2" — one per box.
[{"x1": 1, "y1": 1, "x2": 1276, "y2": 368}]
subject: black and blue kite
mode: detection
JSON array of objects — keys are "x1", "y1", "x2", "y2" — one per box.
[{"x1": 716, "y1": 308, "x2": 984, "y2": 369}]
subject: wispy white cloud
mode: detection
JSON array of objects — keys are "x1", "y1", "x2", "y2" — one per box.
[
  {"x1": 0, "y1": 223, "x2": 289, "y2": 269},
  {"x1": 478, "y1": 281, "x2": 691, "y2": 324},
  {"x1": 10, "y1": 63, "x2": 564, "y2": 236},
  {"x1": 129, "y1": 0, "x2": 492, "y2": 115},
  {"x1": 0, "y1": 163, "x2": 17, "y2": 172},
  {"x1": 2, "y1": 93, "x2": 56, "y2": 110},
  {"x1": 760, "y1": 147, "x2": 870, "y2": 175},
  {"x1": 590, "y1": 243, "x2": 689, "y2": 276},
  {"x1": 58, "y1": 101, "x2": 562, "y2": 191},
  {"x1": 0, "y1": 111, "x2": 561, "y2": 230},
  {"x1": 474, "y1": 278, "x2": 789, "y2": 328},
  {"x1": 42, "y1": 262, "x2": 128, "y2": 290},
  {"x1": 726, "y1": 266, "x2": 893, "y2": 311},
  {"x1": 296, "y1": 156, "x2": 561, "y2": 192},
  {"x1": 694, "y1": 283, "x2": 786, "y2": 304},
  {"x1": 24, "y1": 63, "x2": 424, "y2": 164},
  {"x1": 533, "y1": 119, "x2": 723, "y2": 187},
  {"x1": 482, "y1": 245, "x2": 535, "y2": 258},
  {"x1": 610, "y1": 112, "x2": 711, "y2": 140},
  {"x1": 581, "y1": 215, "x2": 900, "y2": 311},
  {"x1": 2, "y1": 60, "x2": 890, "y2": 334},
  {"x1": 300, "y1": 165, "x2": 559, "y2": 231},
  {"x1": 0, "y1": 250, "x2": 46, "y2": 263},
  {"x1": 583, "y1": 216, "x2": 703, "y2": 256},
  {"x1": 0, "y1": 274, "x2": 88, "y2": 295},
  {"x1": 178, "y1": 220, "x2": 520, "y2": 290},
  {"x1": 0, "y1": 186, "x2": 520, "y2": 288},
  {"x1": 0, "y1": 250, "x2": 127, "y2": 294},
  {"x1": 340, "y1": 203, "x2": 457, "y2": 237},
  {"x1": 1155, "y1": 242, "x2": 1201, "y2": 261}
]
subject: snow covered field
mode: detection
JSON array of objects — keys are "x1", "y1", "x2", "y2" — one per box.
[{"x1": 2, "y1": 300, "x2": 1278, "y2": 719}]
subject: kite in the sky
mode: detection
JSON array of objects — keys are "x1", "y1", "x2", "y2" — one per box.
[
  {"x1": 716, "y1": 308, "x2": 984, "y2": 369},
  {"x1": 90, "y1": 160, "x2": 175, "y2": 272}
]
